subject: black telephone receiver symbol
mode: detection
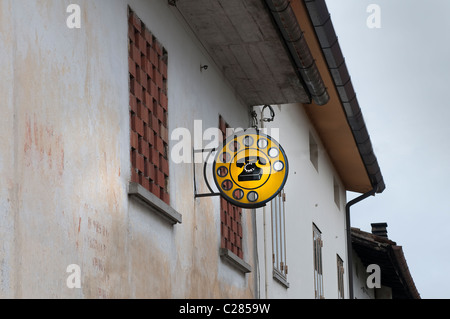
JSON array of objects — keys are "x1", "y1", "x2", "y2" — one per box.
[{"x1": 237, "y1": 156, "x2": 267, "y2": 182}]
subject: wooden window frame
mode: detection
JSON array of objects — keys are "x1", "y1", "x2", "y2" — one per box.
[
  {"x1": 313, "y1": 224, "x2": 324, "y2": 299},
  {"x1": 271, "y1": 189, "x2": 289, "y2": 287},
  {"x1": 337, "y1": 254, "x2": 345, "y2": 299}
]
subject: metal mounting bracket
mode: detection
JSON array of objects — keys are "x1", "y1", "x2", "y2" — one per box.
[
  {"x1": 193, "y1": 147, "x2": 221, "y2": 198},
  {"x1": 168, "y1": 0, "x2": 178, "y2": 7}
]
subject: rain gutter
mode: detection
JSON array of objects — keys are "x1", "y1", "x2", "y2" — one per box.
[{"x1": 265, "y1": 0, "x2": 330, "y2": 106}]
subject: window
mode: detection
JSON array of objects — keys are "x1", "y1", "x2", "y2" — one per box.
[
  {"x1": 128, "y1": 8, "x2": 170, "y2": 205},
  {"x1": 219, "y1": 116, "x2": 244, "y2": 259},
  {"x1": 313, "y1": 224, "x2": 324, "y2": 299},
  {"x1": 309, "y1": 133, "x2": 318, "y2": 171},
  {"x1": 272, "y1": 189, "x2": 289, "y2": 286},
  {"x1": 337, "y1": 254, "x2": 345, "y2": 299},
  {"x1": 334, "y1": 178, "x2": 341, "y2": 210}
]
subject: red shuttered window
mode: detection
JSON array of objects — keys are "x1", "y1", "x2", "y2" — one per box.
[
  {"x1": 219, "y1": 116, "x2": 244, "y2": 259},
  {"x1": 128, "y1": 8, "x2": 170, "y2": 205}
]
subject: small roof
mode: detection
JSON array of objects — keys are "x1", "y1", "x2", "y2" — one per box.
[{"x1": 352, "y1": 227, "x2": 420, "y2": 299}]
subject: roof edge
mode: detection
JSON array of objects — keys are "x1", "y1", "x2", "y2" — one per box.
[
  {"x1": 390, "y1": 246, "x2": 421, "y2": 299},
  {"x1": 264, "y1": 0, "x2": 330, "y2": 106},
  {"x1": 351, "y1": 227, "x2": 421, "y2": 299},
  {"x1": 303, "y1": 0, "x2": 385, "y2": 193}
]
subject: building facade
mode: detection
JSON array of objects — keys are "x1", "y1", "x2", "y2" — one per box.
[
  {"x1": 254, "y1": 104, "x2": 350, "y2": 299},
  {"x1": 0, "y1": 0, "x2": 385, "y2": 299}
]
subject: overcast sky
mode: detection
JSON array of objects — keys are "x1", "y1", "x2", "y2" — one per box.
[{"x1": 325, "y1": 0, "x2": 450, "y2": 299}]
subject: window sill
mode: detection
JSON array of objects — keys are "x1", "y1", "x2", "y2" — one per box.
[
  {"x1": 273, "y1": 269, "x2": 290, "y2": 288},
  {"x1": 128, "y1": 182, "x2": 182, "y2": 225},
  {"x1": 219, "y1": 248, "x2": 252, "y2": 274}
]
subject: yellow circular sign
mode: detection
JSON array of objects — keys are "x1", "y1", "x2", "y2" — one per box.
[{"x1": 213, "y1": 129, "x2": 289, "y2": 208}]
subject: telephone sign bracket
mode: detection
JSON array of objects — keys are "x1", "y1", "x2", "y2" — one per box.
[{"x1": 193, "y1": 147, "x2": 221, "y2": 198}]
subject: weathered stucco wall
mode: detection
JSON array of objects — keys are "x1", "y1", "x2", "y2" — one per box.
[
  {"x1": 0, "y1": 0, "x2": 255, "y2": 298},
  {"x1": 0, "y1": 0, "x2": 16, "y2": 299}
]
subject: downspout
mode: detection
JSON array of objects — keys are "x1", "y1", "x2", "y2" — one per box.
[
  {"x1": 265, "y1": 0, "x2": 329, "y2": 106},
  {"x1": 345, "y1": 187, "x2": 377, "y2": 299}
]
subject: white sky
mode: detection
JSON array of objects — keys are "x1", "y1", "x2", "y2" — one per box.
[{"x1": 325, "y1": 0, "x2": 450, "y2": 299}]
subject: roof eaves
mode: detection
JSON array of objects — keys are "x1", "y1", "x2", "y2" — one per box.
[
  {"x1": 351, "y1": 227, "x2": 396, "y2": 246},
  {"x1": 303, "y1": 0, "x2": 386, "y2": 193},
  {"x1": 351, "y1": 228, "x2": 421, "y2": 299},
  {"x1": 390, "y1": 246, "x2": 421, "y2": 299}
]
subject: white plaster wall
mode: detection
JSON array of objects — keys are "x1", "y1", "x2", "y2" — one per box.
[
  {"x1": 352, "y1": 251, "x2": 375, "y2": 299},
  {"x1": 0, "y1": 0, "x2": 255, "y2": 298},
  {"x1": 0, "y1": 0, "x2": 16, "y2": 298},
  {"x1": 0, "y1": 0, "x2": 132, "y2": 298},
  {"x1": 352, "y1": 252, "x2": 393, "y2": 299},
  {"x1": 255, "y1": 103, "x2": 349, "y2": 299}
]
